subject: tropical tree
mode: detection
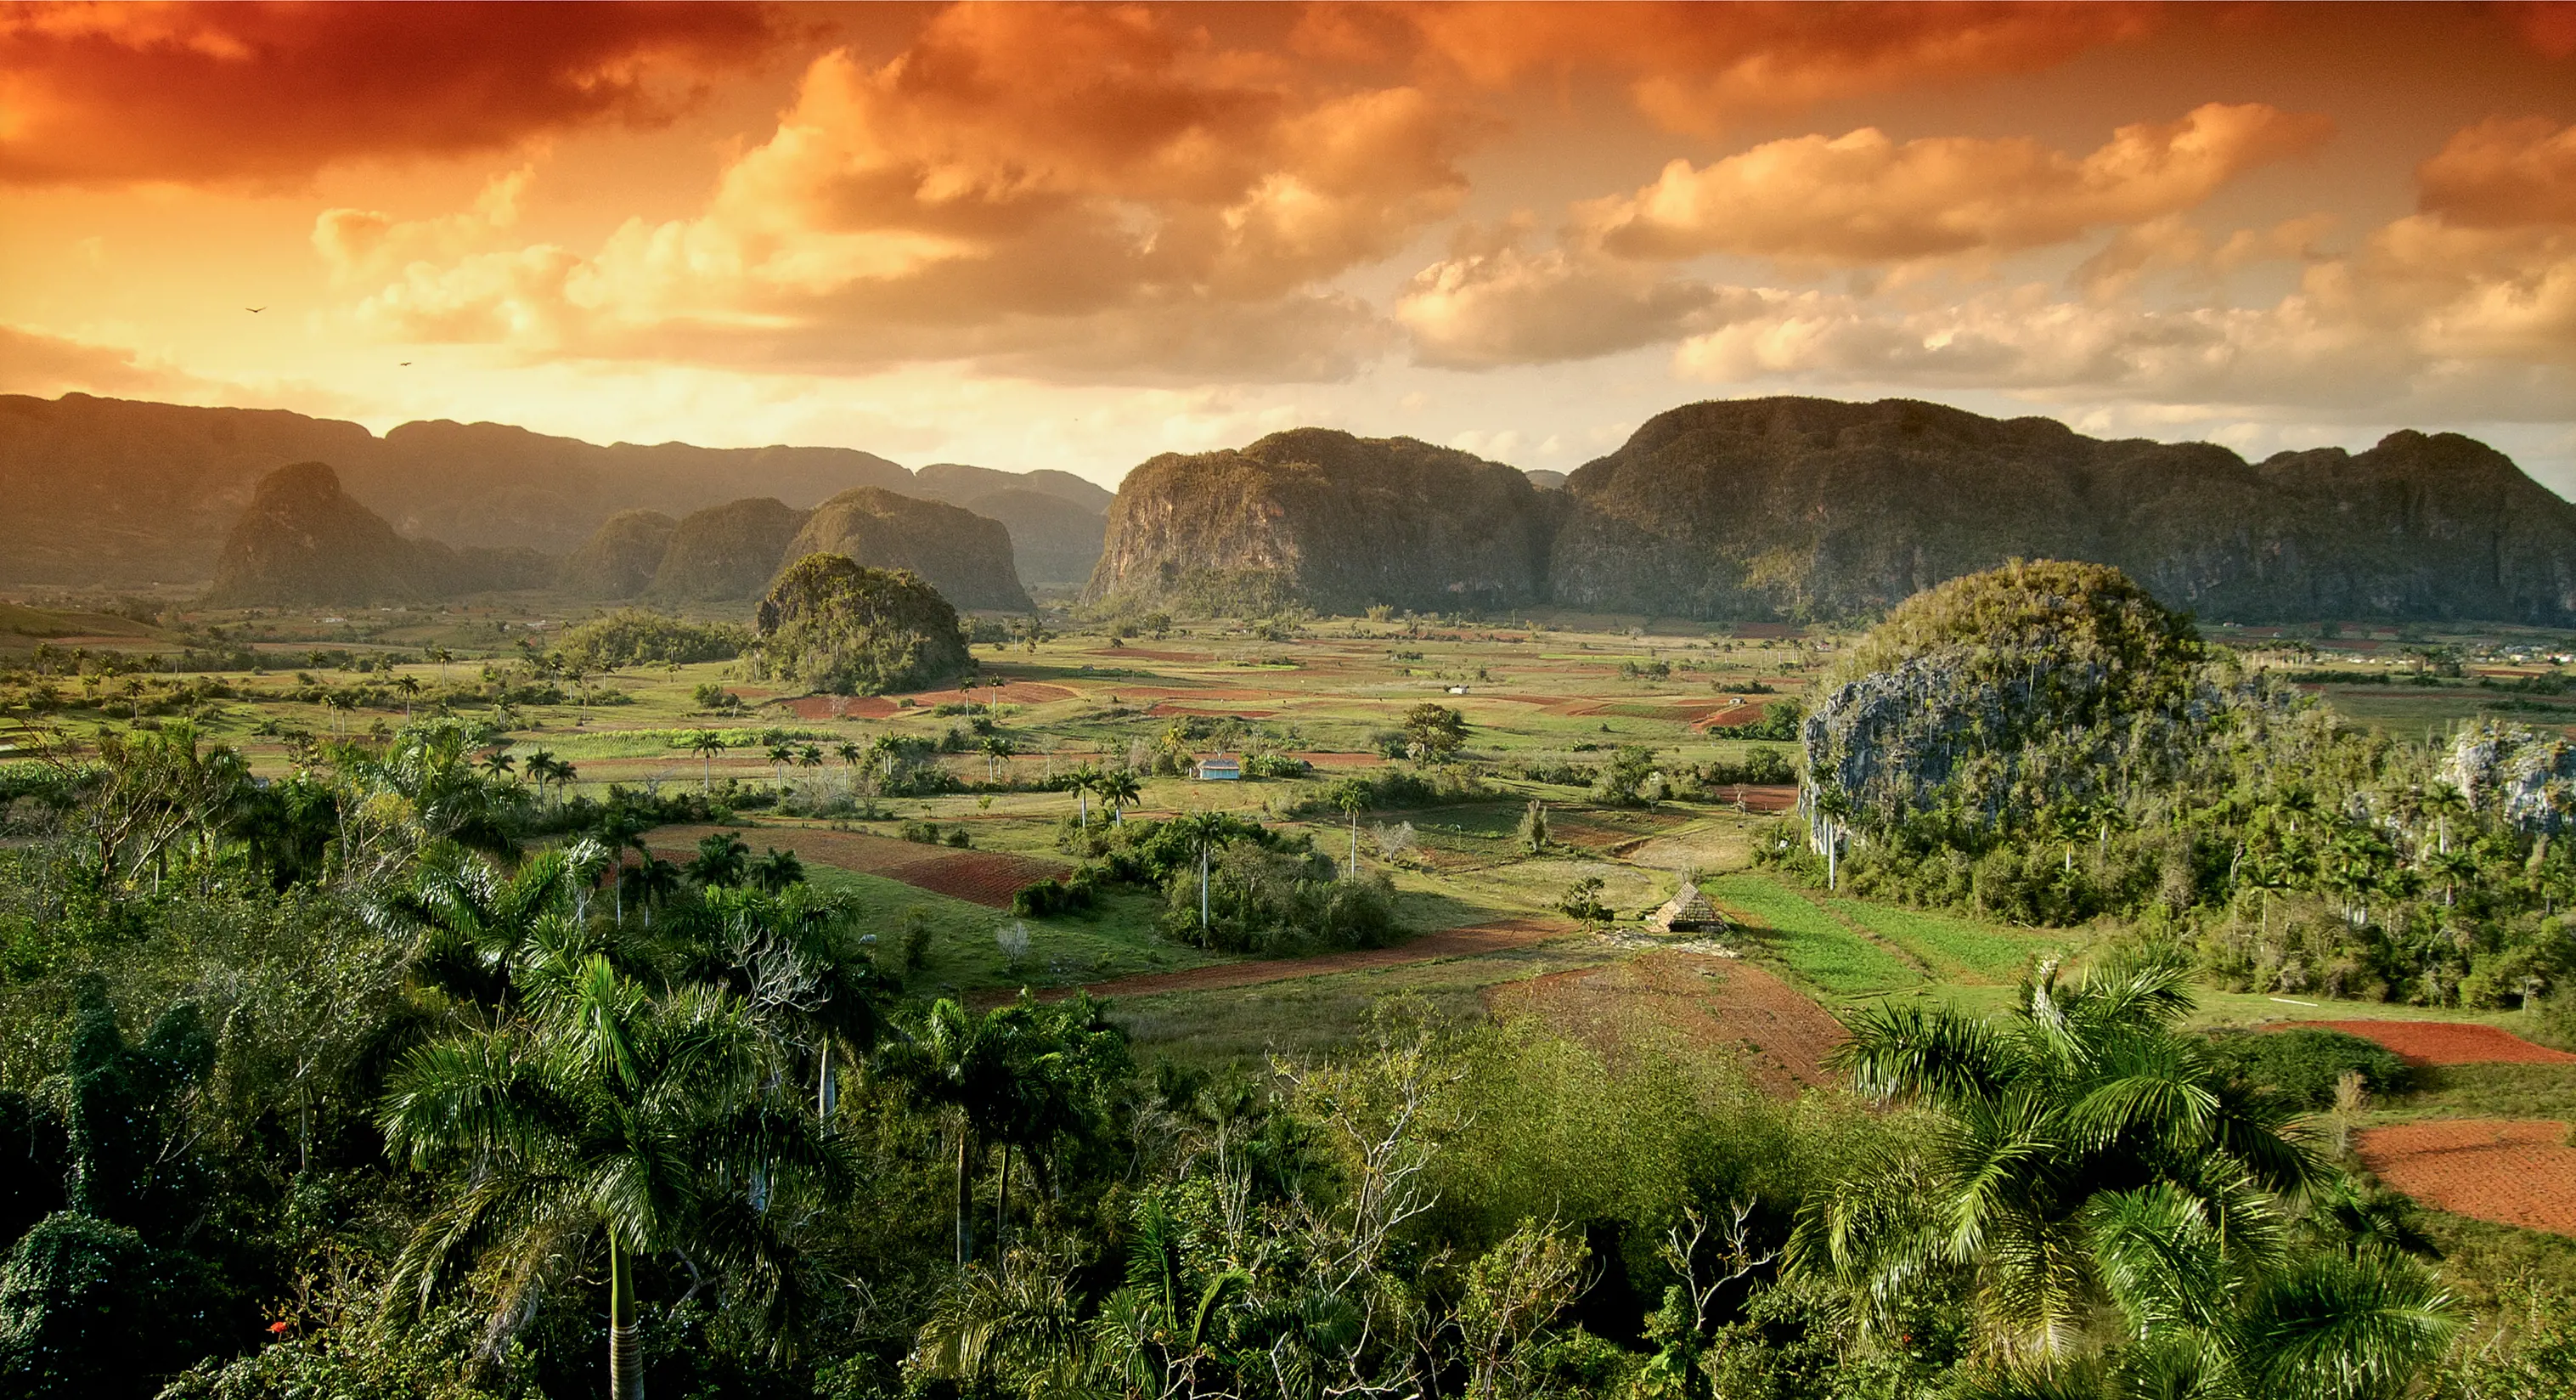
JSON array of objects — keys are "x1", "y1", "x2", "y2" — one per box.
[
  {"x1": 395, "y1": 674, "x2": 422, "y2": 719},
  {"x1": 1097, "y1": 767, "x2": 1142, "y2": 826},
  {"x1": 767, "y1": 742, "x2": 796, "y2": 792},
  {"x1": 369, "y1": 839, "x2": 613, "y2": 1019},
  {"x1": 1175, "y1": 810, "x2": 1227, "y2": 934},
  {"x1": 980, "y1": 734, "x2": 1017, "y2": 782},
  {"x1": 686, "y1": 730, "x2": 726, "y2": 793},
  {"x1": 1068, "y1": 764, "x2": 1102, "y2": 827},
  {"x1": 1807, "y1": 944, "x2": 2456, "y2": 1393},
  {"x1": 836, "y1": 739, "x2": 864, "y2": 774},
  {"x1": 881, "y1": 998, "x2": 1018, "y2": 1267},
  {"x1": 380, "y1": 955, "x2": 842, "y2": 1400},
  {"x1": 747, "y1": 846, "x2": 806, "y2": 895},
  {"x1": 1333, "y1": 779, "x2": 1369, "y2": 877}
]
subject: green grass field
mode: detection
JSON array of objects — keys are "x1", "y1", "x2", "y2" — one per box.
[{"x1": 1704, "y1": 873, "x2": 1923, "y2": 997}]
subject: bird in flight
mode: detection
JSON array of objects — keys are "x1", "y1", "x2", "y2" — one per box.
[
  {"x1": 398, "y1": 361, "x2": 413, "y2": 367},
  {"x1": 245, "y1": 306, "x2": 265, "y2": 313}
]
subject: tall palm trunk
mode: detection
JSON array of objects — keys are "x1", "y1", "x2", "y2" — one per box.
[
  {"x1": 955, "y1": 1122, "x2": 974, "y2": 1267},
  {"x1": 609, "y1": 1234, "x2": 644, "y2": 1400},
  {"x1": 1199, "y1": 842, "x2": 1210, "y2": 929},
  {"x1": 995, "y1": 1143, "x2": 1011, "y2": 1257},
  {"x1": 817, "y1": 1043, "x2": 837, "y2": 1123}
]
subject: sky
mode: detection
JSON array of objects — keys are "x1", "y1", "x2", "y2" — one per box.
[{"x1": 5, "y1": 1, "x2": 2576, "y2": 491}]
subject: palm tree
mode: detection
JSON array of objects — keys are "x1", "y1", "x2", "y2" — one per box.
[
  {"x1": 882, "y1": 998, "x2": 1017, "y2": 1267},
  {"x1": 1176, "y1": 810, "x2": 1227, "y2": 934},
  {"x1": 980, "y1": 734, "x2": 1017, "y2": 782},
  {"x1": 687, "y1": 730, "x2": 726, "y2": 793},
  {"x1": 2421, "y1": 782, "x2": 2468, "y2": 856},
  {"x1": 798, "y1": 743, "x2": 824, "y2": 781},
  {"x1": 1098, "y1": 768, "x2": 1141, "y2": 826},
  {"x1": 767, "y1": 742, "x2": 795, "y2": 792},
  {"x1": 381, "y1": 957, "x2": 841, "y2": 1400},
  {"x1": 836, "y1": 740, "x2": 863, "y2": 774},
  {"x1": 524, "y1": 749, "x2": 563, "y2": 809},
  {"x1": 396, "y1": 674, "x2": 422, "y2": 720},
  {"x1": 477, "y1": 747, "x2": 518, "y2": 783},
  {"x1": 565, "y1": 664, "x2": 590, "y2": 725},
  {"x1": 2425, "y1": 845, "x2": 2477, "y2": 908},
  {"x1": 625, "y1": 854, "x2": 685, "y2": 927},
  {"x1": 748, "y1": 846, "x2": 806, "y2": 894},
  {"x1": 1807, "y1": 945, "x2": 2455, "y2": 1389},
  {"x1": 428, "y1": 646, "x2": 454, "y2": 682},
  {"x1": 369, "y1": 840, "x2": 611, "y2": 1018},
  {"x1": 689, "y1": 831, "x2": 750, "y2": 889},
  {"x1": 1068, "y1": 763, "x2": 1102, "y2": 827},
  {"x1": 1333, "y1": 781, "x2": 1368, "y2": 878}
]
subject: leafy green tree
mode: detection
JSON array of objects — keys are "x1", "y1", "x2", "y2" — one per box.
[
  {"x1": 747, "y1": 846, "x2": 805, "y2": 895},
  {"x1": 382, "y1": 955, "x2": 843, "y2": 1400},
  {"x1": 1402, "y1": 703, "x2": 1468, "y2": 763},
  {"x1": 752, "y1": 555, "x2": 971, "y2": 696},
  {"x1": 1808, "y1": 944, "x2": 2456, "y2": 1392},
  {"x1": 688, "y1": 832, "x2": 749, "y2": 889},
  {"x1": 685, "y1": 729, "x2": 727, "y2": 793}
]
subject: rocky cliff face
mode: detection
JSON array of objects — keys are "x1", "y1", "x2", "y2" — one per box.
[
  {"x1": 955, "y1": 487, "x2": 1106, "y2": 587},
  {"x1": 560, "y1": 510, "x2": 679, "y2": 599},
  {"x1": 1085, "y1": 429, "x2": 1557, "y2": 613},
  {"x1": 649, "y1": 498, "x2": 811, "y2": 601},
  {"x1": 1552, "y1": 398, "x2": 2576, "y2": 624},
  {"x1": 782, "y1": 487, "x2": 1033, "y2": 611},
  {"x1": 1086, "y1": 398, "x2": 2576, "y2": 624},
  {"x1": 200, "y1": 462, "x2": 549, "y2": 606}
]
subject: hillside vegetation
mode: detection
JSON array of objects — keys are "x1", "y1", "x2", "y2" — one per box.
[{"x1": 1087, "y1": 397, "x2": 2576, "y2": 626}]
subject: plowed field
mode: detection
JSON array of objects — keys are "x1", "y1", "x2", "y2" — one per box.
[
  {"x1": 652, "y1": 823, "x2": 1067, "y2": 908},
  {"x1": 2263, "y1": 1019, "x2": 2576, "y2": 1065},
  {"x1": 1034, "y1": 917, "x2": 1571, "y2": 1002},
  {"x1": 2358, "y1": 1120, "x2": 2576, "y2": 1235},
  {"x1": 1486, "y1": 951, "x2": 1846, "y2": 1096}
]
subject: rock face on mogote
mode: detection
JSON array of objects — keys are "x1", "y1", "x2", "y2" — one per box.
[
  {"x1": 649, "y1": 498, "x2": 812, "y2": 601},
  {"x1": 1552, "y1": 397, "x2": 2576, "y2": 624},
  {"x1": 1085, "y1": 428, "x2": 1557, "y2": 614},
  {"x1": 200, "y1": 461, "x2": 550, "y2": 606},
  {"x1": 560, "y1": 510, "x2": 679, "y2": 598},
  {"x1": 782, "y1": 487, "x2": 1034, "y2": 612}
]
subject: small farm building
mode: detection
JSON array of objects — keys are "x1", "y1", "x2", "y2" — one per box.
[
  {"x1": 1649, "y1": 883, "x2": 1729, "y2": 934},
  {"x1": 1195, "y1": 753, "x2": 1243, "y2": 781}
]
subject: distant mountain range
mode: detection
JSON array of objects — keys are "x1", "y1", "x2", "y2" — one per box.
[
  {"x1": 1087, "y1": 397, "x2": 2576, "y2": 625},
  {"x1": 27, "y1": 391, "x2": 2576, "y2": 626},
  {"x1": 0, "y1": 393, "x2": 1107, "y2": 590}
]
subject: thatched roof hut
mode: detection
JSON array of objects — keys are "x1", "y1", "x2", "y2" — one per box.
[{"x1": 1649, "y1": 882, "x2": 1728, "y2": 934}]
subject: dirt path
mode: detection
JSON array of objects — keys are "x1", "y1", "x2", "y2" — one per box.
[{"x1": 1020, "y1": 916, "x2": 1573, "y2": 1003}]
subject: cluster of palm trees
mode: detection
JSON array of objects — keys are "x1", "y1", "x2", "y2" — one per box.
[
  {"x1": 1812, "y1": 943, "x2": 2457, "y2": 1396},
  {"x1": 371, "y1": 836, "x2": 1126, "y2": 1399},
  {"x1": 1063, "y1": 764, "x2": 1143, "y2": 827}
]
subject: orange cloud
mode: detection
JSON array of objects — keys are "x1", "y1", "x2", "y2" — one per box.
[
  {"x1": 333, "y1": 4, "x2": 1486, "y2": 381},
  {"x1": 0, "y1": 324, "x2": 203, "y2": 397},
  {"x1": 1374, "y1": 2, "x2": 2154, "y2": 133},
  {"x1": 2420, "y1": 117, "x2": 2576, "y2": 228},
  {"x1": 0, "y1": 2, "x2": 776, "y2": 185},
  {"x1": 1587, "y1": 103, "x2": 2331, "y2": 265}
]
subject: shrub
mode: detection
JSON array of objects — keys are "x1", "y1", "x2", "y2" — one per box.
[
  {"x1": 2204, "y1": 1027, "x2": 2415, "y2": 1109},
  {"x1": 552, "y1": 610, "x2": 749, "y2": 669}
]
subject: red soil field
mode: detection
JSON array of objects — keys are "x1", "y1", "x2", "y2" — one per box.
[
  {"x1": 2359, "y1": 1120, "x2": 2576, "y2": 1235},
  {"x1": 1488, "y1": 951, "x2": 1845, "y2": 1097},
  {"x1": 1023, "y1": 917, "x2": 1572, "y2": 1004},
  {"x1": 2262, "y1": 1019, "x2": 2576, "y2": 1065},
  {"x1": 651, "y1": 823, "x2": 1068, "y2": 909},
  {"x1": 909, "y1": 680, "x2": 1079, "y2": 706}
]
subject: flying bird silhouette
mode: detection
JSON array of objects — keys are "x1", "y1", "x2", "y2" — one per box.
[
  {"x1": 398, "y1": 361, "x2": 412, "y2": 366},
  {"x1": 245, "y1": 306, "x2": 265, "y2": 313}
]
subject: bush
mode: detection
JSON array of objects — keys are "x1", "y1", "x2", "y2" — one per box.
[
  {"x1": 2204, "y1": 1027, "x2": 2415, "y2": 1109},
  {"x1": 751, "y1": 555, "x2": 971, "y2": 695},
  {"x1": 552, "y1": 610, "x2": 749, "y2": 669},
  {"x1": 1012, "y1": 869, "x2": 1100, "y2": 917}
]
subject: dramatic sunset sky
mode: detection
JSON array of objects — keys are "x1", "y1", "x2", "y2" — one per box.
[{"x1": 5, "y1": 1, "x2": 2575, "y2": 488}]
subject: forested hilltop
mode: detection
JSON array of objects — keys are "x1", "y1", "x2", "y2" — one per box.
[{"x1": 1088, "y1": 397, "x2": 2576, "y2": 626}]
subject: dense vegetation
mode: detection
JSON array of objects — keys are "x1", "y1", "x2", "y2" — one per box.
[
  {"x1": 547, "y1": 610, "x2": 749, "y2": 670},
  {"x1": 1773, "y1": 562, "x2": 2576, "y2": 1017},
  {"x1": 751, "y1": 556, "x2": 972, "y2": 697},
  {"x1": 0, "y1": 679, "x2": 2561, "y2": 1397}
]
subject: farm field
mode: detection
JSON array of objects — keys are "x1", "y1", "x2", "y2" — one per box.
[{"x1": 14, "y1": 589, "x2": 2576, "y2": 1278}]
